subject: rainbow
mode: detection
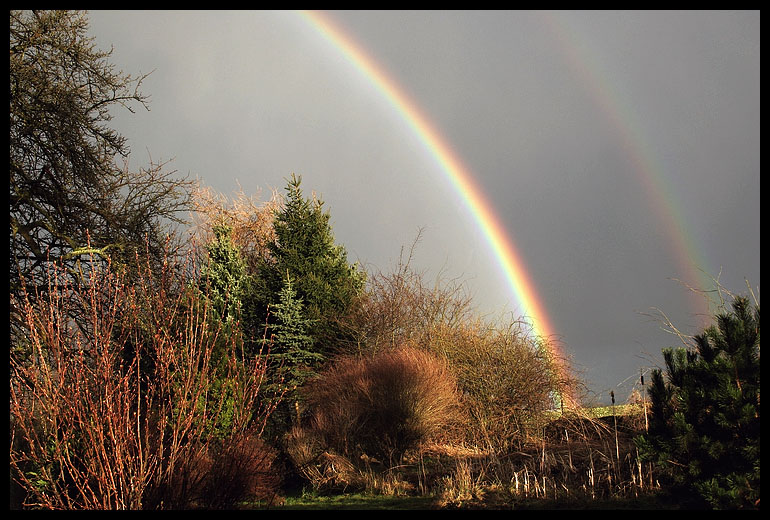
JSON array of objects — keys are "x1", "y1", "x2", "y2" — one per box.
[
  {"x1": 299, "y1": 12, "x2": 562, "y2": 347},
  {"x1": 539, "y1": 12, "x2": 712, "y2": 320}
]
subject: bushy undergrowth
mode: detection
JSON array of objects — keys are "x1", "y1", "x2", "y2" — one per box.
[
  {"x1": 9, "y1": 252, "x2": 280, "y2": 509},
  {"x1": 338, "y1": 242, "x2": 581, "y2": 451},
  {"x1": 287, "y1": 347, "x2": 461, "y2": 489}
]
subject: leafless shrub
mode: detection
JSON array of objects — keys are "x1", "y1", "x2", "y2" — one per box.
[
  {"x1": 189, "y1": 183, "x2": 278, "y2": 272},
  {"x1": 197, "y1": 433, "x2": 280, "y2": 509},
  {"x1": 339, "y1": 231, "x2": 476, "y2": 356},
  {"x1": 9, "y1": 249, "x2": 279, "y2": 509}
]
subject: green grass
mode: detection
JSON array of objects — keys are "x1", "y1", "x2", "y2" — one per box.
[
  {"x1": 544, "y1": 403, "x2": 646, "y2": 420},
  {"x1": 262, "y1": 490, "x2": 674, "y2": 510},
  {"x1": 273, "y1": 491, "x2": 439, "y2": 510}
]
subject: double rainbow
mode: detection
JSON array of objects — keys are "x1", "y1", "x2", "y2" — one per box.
[{"x1": 298, "y1": 11, "x2": 721, "y2": 409}]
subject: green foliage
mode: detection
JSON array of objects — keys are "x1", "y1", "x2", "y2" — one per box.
[
  {"x1": 263, "y1": 273, "x2": 322, "y2": 433},
  {"x1": 636, "y1": 295, "x2": 760, "y2": 509},
  {"x1": 195, "y1": 224, "x2": 268, "y2": 440},
  {"x1": 200, "y1": 223, "x2": 250, "y2": 325},
  {"x1": 271, "y1": 273, "x2": 322, "y2": 390},
  {"x1": 257, "y1": 174, "x2": 365, "y2": 356}
]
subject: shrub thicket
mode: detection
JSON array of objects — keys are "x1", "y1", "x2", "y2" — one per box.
[
  {"x1": 9, "y1": 251, "x2": 280, "y2": 509},
  {"x1": 290, "y1": 347, "x2": 461, "y2": 474},
  {"x1": 339, "y1": 238, "x2": 578, "y2": 449}
]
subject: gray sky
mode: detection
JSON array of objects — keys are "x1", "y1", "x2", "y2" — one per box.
[{"x1": 86, "y1": 10, "x2": 760, "y2": 404}]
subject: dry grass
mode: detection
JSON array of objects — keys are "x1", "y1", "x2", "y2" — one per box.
[
  {"x1": 283, "y1": 403, "x2": 657, "y2": 508},
  {"x1": 430, "y1": 406, "x2": 657, "y2": 508}
]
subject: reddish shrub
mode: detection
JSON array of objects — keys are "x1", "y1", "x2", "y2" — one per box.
[
  {"x1": 9, "y1": 253, "x2": 278, "y2": 509},
  {"x1": 301, "y1": 347, "x2": 460, "y2": 464}
]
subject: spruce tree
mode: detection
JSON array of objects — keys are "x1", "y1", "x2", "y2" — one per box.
[
  {"x1": 637, "y1": 295, "x2": 760, "y2": 509},
  {"x1": 197, "y1": 223, "x2": 254, "y2": 438},
  {"x1": 257, "y1": 174, "x2": 364, "y2": 357},
  {"x1": 263, "y1": 272, "x2": 322, "y2": 432},
  {"x1": 200, "y1": 223, "x2": 249, "y2": 325},
  {"x1": 271, "y1": 272, "x2": 321, "y2": 392}
]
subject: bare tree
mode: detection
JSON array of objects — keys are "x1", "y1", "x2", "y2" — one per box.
[{"x1": 10, "y1": 10, "x2": 193, "y2": 308}]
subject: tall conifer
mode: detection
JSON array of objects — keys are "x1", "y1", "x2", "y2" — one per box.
[{"x1": 257, "y1": 174, "x2": 364, "y2": 357}]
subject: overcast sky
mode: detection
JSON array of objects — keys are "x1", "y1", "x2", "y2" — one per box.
[{"x1": 86, "y1": 10, "x2": 760, "y2": 404}]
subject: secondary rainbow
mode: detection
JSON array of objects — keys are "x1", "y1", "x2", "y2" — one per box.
[
  {"x1": 299, "y1": 11, "x2": 560, "y2": 345},
  {"x1": 540, "y1": 12, "x2": 712, "y2": 320}
]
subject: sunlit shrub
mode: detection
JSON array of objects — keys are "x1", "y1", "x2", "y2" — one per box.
[
  {"x1": 338, "y1": 239, "x2": 579, "y2": 450},
  {"x1": 299, "y1": 347, "x2": 460, "y2": 465},
  {"x1": 9, "y1": 251, "x2": 279, "y2": 509}
]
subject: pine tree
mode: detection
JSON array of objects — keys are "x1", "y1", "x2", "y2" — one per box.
[{"x1": 636, "y1": 295, "x2": 760, "y2": 509}]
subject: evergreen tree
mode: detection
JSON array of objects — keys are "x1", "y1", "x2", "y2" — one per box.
[
  {"x1": 271, "y1": 273, "x2": 321, "y2": 402},
  {"x1": 636, "y1": 295, "x2": 760, "y2": 509},
  {"x1": 197, "y1": 223, "x2": 254, "y2": 438},
  {"x1": 257, "y1": 174, "x2": 364, "y2": 357},
  {"x1": 200, "y1": 223, "x2": 249, "y2": 325}
]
